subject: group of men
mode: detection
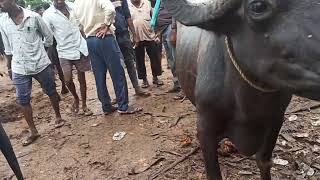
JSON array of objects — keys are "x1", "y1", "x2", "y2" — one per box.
[{"x1": 0, "y1": 0, "x2": 181, "y2": 146}]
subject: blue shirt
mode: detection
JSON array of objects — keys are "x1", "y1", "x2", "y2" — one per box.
[{"x1": 111, "y1": 0, "x2": 131, "y2": 34}]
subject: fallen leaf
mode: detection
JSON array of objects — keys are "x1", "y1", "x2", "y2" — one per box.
[
  {"x1": 181, "y1": 137, "x2": 192, "y2": 147},
  {"x1": 273, "y1": 158, "x2": 289, "y2": 166},
  {"x1": 311, "y1": 120, "x2": 320, "y2": 127},
  {"x1": 238, "y1": 171, "x2": 253, "y2": 175},
  {"x1": 307, "y1": 168, "x2": 315, "y2": 176},
  {"x1": 112, "y1": 132, "x2": 126, "y2": 141},
  {"x1": 312, "y1": 145, "x2": 320, "y2": 153},
  {"x1": 288, "y1": 115, "x2": 298, "y2": 121},
  {"x1": 91, "y1": 123, "x2": 100, "y2": 127},
  {"x1": 292, "y1": 133, "x2": 309, "y2": 138},
  {"x1": 311, "y1": 164, "x2": 320, "y2": 171}
]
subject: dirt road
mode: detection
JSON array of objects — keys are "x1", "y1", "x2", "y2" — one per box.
[{"x1": 0, "y1": 59, "x2": 319, "y2": 180}]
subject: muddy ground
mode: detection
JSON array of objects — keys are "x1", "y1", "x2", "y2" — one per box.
[{"x1": 0, "y1": 57, "x2": 319, "y2": 180}]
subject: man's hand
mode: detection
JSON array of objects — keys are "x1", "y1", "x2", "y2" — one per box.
[
  {"x1": 132, "y1": 34, "x2": 139, "y2": 48},
  {"x1": 96, "y1": 24, "x2": 110, "y2": 39},
  {"x1": 154, "y1": 36, "x2": 161, "y2": 44},
  {"x1": 170, "y1": 29, "x2": 177, "y2": 46}
]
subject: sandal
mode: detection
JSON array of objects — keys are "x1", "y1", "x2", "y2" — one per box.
[
  {"x1": 141, "y1": 81, "x2": 150, "y2": 88},
  {"x1": 54, "y1": 119, "x2": 65, "y2": 128},
  {"x1": 174, "y1": 92, "x2": 185, "y2": 100},
  {"x1": 104, "y1": 106, "x2": 118, "y2": 115},
  {"x1": 167, "y1": 86, "x2": 181, "y2": 93},
  {"x1": 152, "y1": 79, "x2": 164, "y2": 86},
  {"x1": 79, "y1": 107, "x2": 93, "y2": 116},
  {"x1": 22, "y1": 134, "x2": 40, "y2": 146},
  {"x1": 118, "y1": 106, "x2": 143, "y2": 115},
  {"x1": 71, "y1": 101, "x2": 80, "y2": 114},
  {"x1": 135, "y1": 88, "x2": 151, "y2": 97}
]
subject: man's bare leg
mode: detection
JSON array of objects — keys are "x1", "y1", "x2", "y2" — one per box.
[
  {"x1": 78, "y1": 71, "x2": 92, "y2": 115},
  {"x1": 21, "y1": 104, "x2": 39, "y2": 146},
  {"x1": 49, "y1": 93, "x2": 65, "y2": 128},
  {"x1": 64, "y1": 70, "x2": 80, "y2": 113}
]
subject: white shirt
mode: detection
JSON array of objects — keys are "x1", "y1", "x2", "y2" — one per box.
[
  {"x1": 73, "y1": 0, "x2": 116, "y2": 37},
  {"x1": 0, "y1": 8, "x2": 53, "y2": 75},
  {"x1": 43, "y1": 5, "x2": 88, "y2": 60}
]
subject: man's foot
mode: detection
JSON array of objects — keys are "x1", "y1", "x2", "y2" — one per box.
[
  {"x1": 153, "y1": 77, "x2": 164, "y2": 87},
  {"x1": 111, "y1": 99, "x2": 117, "y2": 105},
  {"x1": 61, "y1": 86, "x2": 69, "y2": 95},
  {"x1": 71, "y1": 99, "x2": 80, "y2": 114},
  {"x1": 141, "y1": 80, "x2": 150, "y2": 88},
  {"x1": 54, "y1": 118, "x2": 65, "y2": 128},
  {"x1": 78, "y1": 107, "x2": 93, "y2": 116},
  {"x1": 174, "y1": 92, "x2": 185, "y2": 100},
  {"x1": 135, "y1": 87, "x2": 151, "y2": 97},
  {"x1": 118, "y1": 106, "x2": 143, "y2": 115},
  {"x1": 104, "y1": 106, "x2": 118, "y2": 115},
  {"x1": 167, "y1": 86, "x2": 181, "y2": 93},
  {"x1": 22, "y1": 133, "x2": 40, "y2": 146}
]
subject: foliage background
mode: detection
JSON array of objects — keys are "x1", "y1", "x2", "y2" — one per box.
[{"x1": 23, "y1": 0, "x2": 75, "y2": 10}]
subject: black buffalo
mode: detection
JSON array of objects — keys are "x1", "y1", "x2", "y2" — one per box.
[{"x1": 163, "y1": 0, "x2": 320, "y2": 179}]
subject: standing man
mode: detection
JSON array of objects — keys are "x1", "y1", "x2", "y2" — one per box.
[
  {"x1": 73, "y1": 0, "x2": 142, "y2": 114},
  {"x1": 153, "y1": 1, "x2": 181, "y2": 93},
  {"x1": 129, "y1": 0, "x2": 163, "y2": 88},
  {"x1": 0, "y1": 0, "x2": 65, "y2": 146},
  {"x1": 43, "y1": 0, "x2": 93, "y2": 115},
  {"x1": 42, "y1": 3, "x2": 69, "y2": 95},
  {"x1": 112, "y1": 0, "x2": 150, "y2": 96}
]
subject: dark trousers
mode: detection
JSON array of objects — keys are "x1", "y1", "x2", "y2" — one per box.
[
  {"x1": 86, "y1": 35, "x2": 129, "y2": 112},
  {"x1": 135, "y1": 41, "x2": 162, "y2": 80},
  {"x1": 116, "y1": 32, "x2": 139, "y2": 89}
]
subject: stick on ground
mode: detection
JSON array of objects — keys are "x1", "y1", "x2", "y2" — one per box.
[{"x1": 149, "y1": 147, "x2": 200, "y2": 180}]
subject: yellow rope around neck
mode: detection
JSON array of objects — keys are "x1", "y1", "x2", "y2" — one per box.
[{"x1": 224, "y1": 36, "x2": 278, "y2": 93}]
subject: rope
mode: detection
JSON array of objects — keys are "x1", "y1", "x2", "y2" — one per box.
[{"x1": 224, "y1": 36, "x2": 277, "y2": 93}]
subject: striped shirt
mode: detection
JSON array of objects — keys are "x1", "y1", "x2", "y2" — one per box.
[{"x1": 0, "y1": 8, "x2": 53, "y2": 75}]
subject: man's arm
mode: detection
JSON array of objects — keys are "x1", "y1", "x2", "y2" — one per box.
[
  {"x1": 170, "y1": 18, "x2": 177, "y2": 46},
  {"x1": 0, "y1": 25, "x2": 13, "y2": 79},
  {"x1": 36, "y1": 15, "x2": 53, "y2": 47},
  {"x1": 123, "y1": 0, "x2": 139, "y2": 45},
  {"x1": 96, "y1": 0, "x2": 116, "y2": 38},
  {"x1": 98, "y1": 0, "x2": 116, "y2": 27}
]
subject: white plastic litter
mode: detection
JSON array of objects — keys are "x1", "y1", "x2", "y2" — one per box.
[
  {"x1": 288, "y1": 115, "x2": 298, "y2": 122},
  {"x1": 273, "y1": 158, "x2": 289, "y2": 166},
  {"x1": 113, "y1": 132, "x2": 127, "y2": 141}
]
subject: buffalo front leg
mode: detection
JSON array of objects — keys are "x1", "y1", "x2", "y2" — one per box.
[
  {"x1": 255, "y1": 120, "x2": 284, "y2": 180},
  {"x1": 197, "y1": 114, "x2": 223, "y2": 180},
  {"x1": 0, "y1": 124, "x2": 24, "y2": 180}
]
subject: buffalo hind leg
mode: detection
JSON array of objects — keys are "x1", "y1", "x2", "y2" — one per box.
[
  {"x1": 255, "y1": 119, "x2": 284, "y2": 180},
  {"x1": 197, "y1": 114, "x2": 223, "y2": 180},
  {"x1": 0, "y1": 124, "x2": 24, "y2": 180}
]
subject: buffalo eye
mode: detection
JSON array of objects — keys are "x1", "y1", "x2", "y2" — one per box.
[
  {"x1": 247, "y1": 0, "x2": 274, "y2": 21},
  {"x1": 250, "y1": 1, "x2": 268, "y2": 14}
]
